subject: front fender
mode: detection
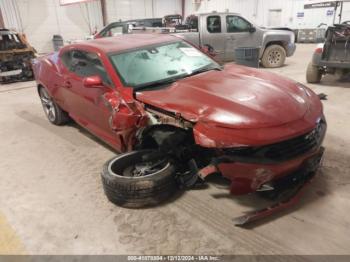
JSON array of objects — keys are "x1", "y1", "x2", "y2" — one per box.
[
  {"x1": 262, "y1": 31, "x2": 295, "y2": 57},
  {"x1": 311, "y1": 43, "x2": 324, "y2": 66}
]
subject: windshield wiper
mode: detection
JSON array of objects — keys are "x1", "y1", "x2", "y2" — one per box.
[
  {"x1": 185, "y1": 65, "x2": 223, "y2": 78},
  {"x1": 134, "y1": 65, "x2": 223, "y2": 91},
  {"x1": 134, "y1": 77, "x2": 179, "y2": 91}
]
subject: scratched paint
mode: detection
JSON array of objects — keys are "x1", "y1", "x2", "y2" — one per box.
[{"x1": 0, "y1": 212, "x2": 25, "y2": 254}]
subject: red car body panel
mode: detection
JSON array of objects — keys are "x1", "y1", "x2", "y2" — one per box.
[
  {"x1": 136, "y1": 63, "x2": 323, "y2": 148},
  {"x1": 219, "y1": 148, "x2": 322, "y2": 195},
  {"x1": 32, "y1": 34, "x2": 325, "y2": 201}
]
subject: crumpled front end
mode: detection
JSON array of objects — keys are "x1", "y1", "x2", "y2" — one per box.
[
  {"x1": 196, "y1": 116, "x2": 326, "y2": 195},
  {"x1": 190, "y1": 114, "x2": 327, "y2": 226}
]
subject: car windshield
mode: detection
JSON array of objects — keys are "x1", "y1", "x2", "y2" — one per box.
[{"x1": 109, "y1": 41, "x2": 220, "y2": 90}]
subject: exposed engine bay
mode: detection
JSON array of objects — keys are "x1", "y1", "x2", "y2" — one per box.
[{"x1": 128, "y1": 104, "x2": 326, "y2": 225}]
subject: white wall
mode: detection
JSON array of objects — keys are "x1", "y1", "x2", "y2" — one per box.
[
  {"x1": 2, "y1": 0, "x2": 350, "y2": 53},
  {"x1": 105, "y1": 0, "x2": 182, "y2": 22},
  {"x1": 184, "y1": 0, "x2": 350, "y2": 28},
  {"x1": 0, "y1": 0, "x2": 103, "y2": 53},
  {"x1": 185, "y1": 0, "x2": 258, "y2": 22}
]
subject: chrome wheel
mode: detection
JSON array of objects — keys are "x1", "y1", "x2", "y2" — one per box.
[
  {"x1": 39, "y1": 88, "x2": 56, "y2": 122},
  {"x1": 123, "y1": 159, "x2": 169, "y2": 177}
]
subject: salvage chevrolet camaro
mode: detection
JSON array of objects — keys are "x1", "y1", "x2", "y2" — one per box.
[{"x1": 33, "y1": 34, "x2": 326, "y2": 225}]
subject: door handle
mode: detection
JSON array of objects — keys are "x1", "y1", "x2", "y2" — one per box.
[{"x1": 64, "y1": 80, "x2": 72, "y2": 89}]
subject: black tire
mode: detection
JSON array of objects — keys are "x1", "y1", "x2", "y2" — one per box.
[
  {"x1": 39, "y1": 87, "x2": 69, "y2": 125},
  {"x1": 261, "y1": 45, "x2": 286, "y2": 68},
  {"x1": 306, "y1": 62, "x2": 322, "y2": 83},
  {"x1": 101, "y1": 150, "x2": 178, "y2": 208}
]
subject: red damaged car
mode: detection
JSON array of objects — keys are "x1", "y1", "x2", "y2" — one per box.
[{"x1": 33, "y1": 34, "x2": 326, "y2": 225}]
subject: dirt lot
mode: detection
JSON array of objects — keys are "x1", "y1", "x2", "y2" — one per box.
[{"x1": 0, "y1": 44, "x2": 349, "y2": 255}]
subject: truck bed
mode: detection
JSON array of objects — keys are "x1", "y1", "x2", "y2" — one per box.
[{"x1": 322, "y1": 24, "x2": 350, "y2": 64}]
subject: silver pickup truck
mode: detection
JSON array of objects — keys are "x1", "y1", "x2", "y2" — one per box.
[
  {"x1": 176, "y1": 12, "x2": 296, "y2": 68},
  {"x1": 95, "y1": 12, "x2": 296, "y2": 68}
]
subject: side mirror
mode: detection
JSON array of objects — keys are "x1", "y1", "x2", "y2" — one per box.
[
  {"x1": 83, "y1": 75, "x2": 103, "y2": 88},
  {"x1": 201, "y1": 44, "x2": 216, "y2": 57},
  {"x1": 249, "y1": 26, "x2": 256, "y2": 33}
]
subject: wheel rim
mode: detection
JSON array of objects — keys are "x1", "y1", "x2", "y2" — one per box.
[
  {"x1": 123, "y1": 158, "x2": 168, "y2": 177},
  {"x1": 39, "y1": 89, "x2": 56, "y2": 122},
  {"x1": 268, "y1": 50, "x2": 282, "y2": 66}
]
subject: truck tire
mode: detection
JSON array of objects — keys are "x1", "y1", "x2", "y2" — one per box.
[
  {"x1": 261, "y1": 45, "x2": 286, "y2": 68},
  {"x1": 306, "y1": 62, "x2": 322, "y2": 83},
  {"x1": 38, "y1": 87, "x2": 69, "y2": 125},
  {"x1": 101, "y1": 150, "x2": 178, "y2": 208}
]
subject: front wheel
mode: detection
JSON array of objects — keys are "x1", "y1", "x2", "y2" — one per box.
[
  {"x1": 261, "y1": 45, "x2": 286, "y2": 68},
  {"x1": 101, "y1": 150, "x2": 178, "y2": 208},
  {"x1": 39, "y1": 87, "x2": 69, "y2": 125},
  {"x1": 306, "y1": 62, "x2": 322, "y2": 83}
]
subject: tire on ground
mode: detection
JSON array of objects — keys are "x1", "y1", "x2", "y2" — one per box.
[
  {"x1": 38, "y1": 86, "x2": 69, "y2": 125},
  {"x1": 261, "y1": 44, "x2": 286, "y2": 68},
  {"x1": 101, "y1": 150, "x2": 178, "y2": 208},
  {"x1": 306, "y1": 62, "x2": 322, "y2": 83}
]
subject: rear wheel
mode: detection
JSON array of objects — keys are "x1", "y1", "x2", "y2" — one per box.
[
  {"x1": 101, "y1": 150, "x2": 178, "y2": 208},
  {"x1": 39, "y1": 87, "x2": 69, "y2": 125},
  {"x1": 261, "y1": 45, "x2": 286, "y2": 68},
  {"x1": 306, "y1": 62, "x2": 322, "y2": 83}
]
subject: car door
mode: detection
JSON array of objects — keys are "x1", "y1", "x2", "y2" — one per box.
[
  {"x1": 200, "y1": 14, "x2": 226, "y2": 61},
  {"x1": 224, "y1": 15, "x2": 256, "y2": 61},
  {"x1": 59, "y1": 49, "x2": 121, "y2": 146}
]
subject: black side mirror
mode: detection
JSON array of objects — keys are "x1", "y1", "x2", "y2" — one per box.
[{"x1": 249, "y1": 26, "x2": 256, "y2": 33}]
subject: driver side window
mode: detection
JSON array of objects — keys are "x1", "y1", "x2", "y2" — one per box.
[
  {"x1": 226, "y1": 16, "x2": 251, "y2": 33},
  {"x1": 61, "y1": 50, "x2": 112, "y2": 85}
]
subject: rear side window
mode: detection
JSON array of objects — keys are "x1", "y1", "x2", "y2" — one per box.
[
  {"x1": 207, "y1": 16, "x2": 221, "y2": 33},
  {"x1": 186, "y1": 16, "x2": 198, "y2": 31},
  {"x1": 61, "y1": 51, "x2": 73, "y2": 69},
  {"x1": 100, "y1": 23, "x2": 125, "y2": 37},
  {"x1": 226, "y1": 16, "x2": 251, "y2": 33},
  {"x1": 106, "y1": 26, "x2": 124, "y2": 37},
  {"x1": 61, "y1": 50, "x2": 112, "y2": 85}
]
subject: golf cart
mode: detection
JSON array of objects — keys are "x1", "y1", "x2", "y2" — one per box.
[{"x1": 307, "y1": 0, "x2": 350, "y2": 83}]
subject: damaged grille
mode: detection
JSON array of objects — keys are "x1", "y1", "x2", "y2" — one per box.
[{"x1": 225, "y1": 118, "x2": 326, "y2": 163}]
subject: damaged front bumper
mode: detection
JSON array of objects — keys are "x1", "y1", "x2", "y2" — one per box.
[{"x1": 233, "y1": 146, "x2": 325, "y2": 226}]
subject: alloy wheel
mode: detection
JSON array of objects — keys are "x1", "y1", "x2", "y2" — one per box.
[{"x1": 39, "y1": 89, "x2": 56, "y2": 122}]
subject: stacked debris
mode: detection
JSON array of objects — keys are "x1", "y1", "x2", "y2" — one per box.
[{"x1": 0, "y1": 29, "x2": 36, "y2": 84}]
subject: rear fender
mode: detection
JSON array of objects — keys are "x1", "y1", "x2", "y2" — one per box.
[{"x1": 311, "y1": 43, "x2": 324, "y2": 66}]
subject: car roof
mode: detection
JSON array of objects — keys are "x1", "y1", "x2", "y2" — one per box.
[{"x1": 72, "y1": 34, "x2": 179, "y2": 53}]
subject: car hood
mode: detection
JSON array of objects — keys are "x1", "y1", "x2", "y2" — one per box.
[{"x1": 136, "y1": 64, "x2": 312, "y2": 129}]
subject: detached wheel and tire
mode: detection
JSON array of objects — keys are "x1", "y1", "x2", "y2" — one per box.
[
  {"x1": 261, "y1": 45, "x2": 286, "y2": 68},
  {"x1": 39, "y1": 87, "x2": 69, "y2": 125},
  {"x1": 306, "y1": 62, "x2": 322, "y2": 83},
  {"x1": 101, "y1": 150, "x2": 178, "y2": 208}
]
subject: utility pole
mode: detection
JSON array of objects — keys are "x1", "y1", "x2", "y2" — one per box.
[
  {"x1": 101, "y1": 0, "x2": 107, "y2": 26},
  {"x1": 182, "y1": 0, "x2": 185, "y2": 18},
  {"x1": 0, "y1": 8, "x2": 4, "y2": 28}
]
